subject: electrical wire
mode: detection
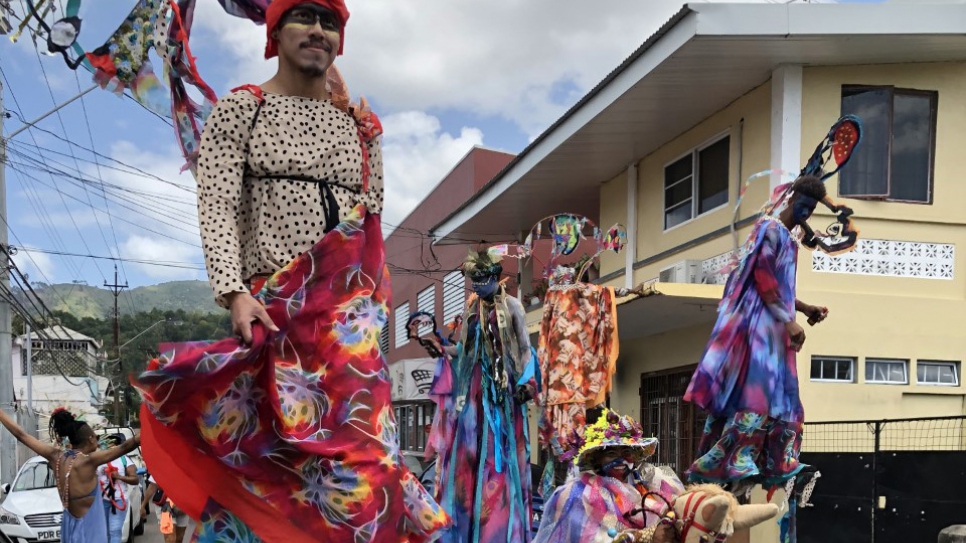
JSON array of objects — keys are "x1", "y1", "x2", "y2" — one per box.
[
  {"x1": 33, "y1": 45, "x2": 114, "y2": 284},
  {"x1": 6, "y1": 163, "x2": 202, "y2": 248},
  {"x1": 71, "y1": 68, "x2": 140, "y2": 315},
  {"x1": 1, "y1": 65, "x2": 85, "y2": 279},
  {"x1": 16, "y1": 247, "x2": 206, "y2": 271}
]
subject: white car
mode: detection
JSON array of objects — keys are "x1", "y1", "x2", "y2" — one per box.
[{"x1": 0, "y1": 456, "x2": 144, "y2": 543}]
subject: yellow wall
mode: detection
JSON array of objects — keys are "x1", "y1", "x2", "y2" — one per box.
[
  {"x1": 599, "y1": 82, "x2": 774, "y2": 280},
  {"x1": 798, "y1": 62, "x2": 966, "y2": 421},
  {"x1": 610, "y1": 323, "x2": 713, "y2": 419},
  {"x1": 802, "y1": 62, "x2": 966, "y2": 225},
  {"x1": 596, "y1": 63, "x2": 966, "y2": 426}
]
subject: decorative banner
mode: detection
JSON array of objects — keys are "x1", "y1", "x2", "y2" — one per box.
[{"x1": 520, "y1": 213, "x2": 627, "y2": 279}]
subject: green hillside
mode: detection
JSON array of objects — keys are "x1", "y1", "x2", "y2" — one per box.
[{"x1": 20, "y1": 280, "x2": 221, "y2": 319}]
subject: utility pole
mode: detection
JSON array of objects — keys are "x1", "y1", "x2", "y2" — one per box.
[
  {"x1": 25, "y1": 322, "x2": 32, "y2": 416},
  {"x1": 104, "y1": 265, "x2": 127, "y2": 424},
  {"x1": 1, "y1": 80, "x2": 101, "y2": 477},
  {"x1": 0, "y1": 79, "x2": 18, "y2": 484}
]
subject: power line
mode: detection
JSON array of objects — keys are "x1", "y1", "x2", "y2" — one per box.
[
  {"x1": 32, "y1": 46, "x2": 111, "y2": 284},
  {"x1": 15, "y1": 246, "x2": 206, "y2": 271},
  {"x1": 6, "y1": 163, "x2": 202, "y2": 248},
  {"x1": 1, "y1": 64, "x2": 85, "y2": 279},
  {"x1": 6, "y1": 149, "x2": 200, "y2": 223},
  {"x1": 3, "y1": 112, "x2": 194, "y2": 194}
]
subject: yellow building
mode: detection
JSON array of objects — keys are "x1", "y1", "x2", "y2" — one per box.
[{"x1": 432, "y1": 2, "x2": 966, "y2": 539}]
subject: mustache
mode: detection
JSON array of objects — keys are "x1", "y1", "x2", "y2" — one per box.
[{"x1": 300, "y1": 39, "x2": 332, "y2": 51}]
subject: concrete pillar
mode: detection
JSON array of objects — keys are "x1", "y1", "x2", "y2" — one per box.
[
  {"x1": 939, "y1": 525, "x2": 966, "y2": 543},
  {"x1": 625, "y1": 162, "x2": 638, "y2": 289},
  {"x1": 770, "y1": 64, "x2": 803, "y2": 190}
]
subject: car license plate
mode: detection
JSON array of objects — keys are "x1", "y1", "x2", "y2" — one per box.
[{"x1": 38, "y1": 529, "x2": 60, "y2": 541}]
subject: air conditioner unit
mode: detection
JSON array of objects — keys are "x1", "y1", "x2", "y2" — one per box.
[{"x1": 659, "y1": 260, "x2": 704, "y2": 284}]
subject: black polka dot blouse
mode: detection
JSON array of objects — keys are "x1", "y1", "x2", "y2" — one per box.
[{"x1": 196, "y1": 90, "x2": 384, "y2": 307}]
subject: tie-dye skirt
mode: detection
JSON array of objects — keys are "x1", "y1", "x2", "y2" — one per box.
[{"x1": 134, "y1": 206, "x2": 450, "y2": 542}]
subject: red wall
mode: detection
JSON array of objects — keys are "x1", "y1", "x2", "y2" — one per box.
[{"x1": 384, "y1": 147, "x2": 516, "y2": 363}]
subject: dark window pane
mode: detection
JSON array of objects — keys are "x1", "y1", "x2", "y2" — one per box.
[
  {"x1": 811, "y1": 360, "x2": 822, "y2": 380},
  {"x1": 698, "y1": 136, "x2": 730, "y2": 213},
  {"x1": 836, "y1": 360, "x2": 851, "y2": 381},
  {"x1": 664, "y1": 176, "x2": 693, "y2": 209},
  {"x1": 665, "y1": 155, "x2": 693, "y2": 187},
  {"x1": 841, "y1": 88, "x2": 891, "y2": 196},
  {"x1": 890, "y1": 92, "x2": 933, "y2": 202},
  {"x1": 664, "y1": 200, "x2": 692, "y2": 229}
]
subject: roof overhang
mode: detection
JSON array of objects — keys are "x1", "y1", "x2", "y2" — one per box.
[
  {"x1": 526, "y1": 281, "x2": 723, "y2": 338},
  {"x1": 432, "y1": 2, "x2": 966, "y2": 241}
]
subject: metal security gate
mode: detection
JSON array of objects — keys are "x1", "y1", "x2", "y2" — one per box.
[
  {"x1": 799, "y1": 416, "x2": 966, "y2": 543},
  {"x1": 639, "y1": 366, "x2": 705, "y2": 475}
]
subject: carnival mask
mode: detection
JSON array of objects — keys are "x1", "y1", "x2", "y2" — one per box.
[
  {"x1": 596, "y1": 448, "x2": 642, "y2": 481},
  {"x1": 797, "y1": 196, "x2": 859, "y2": 256},
  {"x1": 470, "y1": 271, "x2": 501, "y2": 300},
  {"x1": 795, "y1": 115, "x2": 862, "y2": 255},
  {"x1": 461, "y1": 250, "x2": 504, "y2": 300}
]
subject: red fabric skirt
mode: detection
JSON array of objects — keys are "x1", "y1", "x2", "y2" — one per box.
[{"x1": 133, "y1": 207, "x2": 449, "y2": 542}]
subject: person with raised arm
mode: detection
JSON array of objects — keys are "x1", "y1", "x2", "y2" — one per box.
[{"x1": 0, "y1": 408, "x2": 140, "y2": 543}]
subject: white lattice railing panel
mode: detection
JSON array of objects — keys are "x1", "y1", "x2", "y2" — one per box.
[
  {"x1": 812, "y1": 239, "x2": 954, "y2": 280},
  {"x1": 702, "y1": 251, "x2": 737, "y2": 285}
]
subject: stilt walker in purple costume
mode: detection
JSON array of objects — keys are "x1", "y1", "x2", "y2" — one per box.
[{"x1": 684, "y1": 116, "x2": 864, "y2": 542}]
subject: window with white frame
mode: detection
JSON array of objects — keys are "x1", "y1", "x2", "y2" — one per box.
[
  {"x1": 865, "y1": 359, "x2": 908, "y2": 385},
  {"x1": 442, "y1": 270, "x2": 465, "y2": 324},
  {"x1": 379, "y1": 324, "x2": 390, "y2": 354},
  {"x1": 916, "y1": 361, "x2": 960, "y2": 386},
  {"x1": 394, "y1": 301, "x2": 410, "y2": 348},
  {"x1": 840, "y1": 86, "x2": 937, "y2": 203},
  {"x1": 810, "y1": 356, "x2": 855, "y2": 383},
  {"x1": 663, "y1": 135, "x2": 730, "y2": 230},
  {"x1": 416, "y1": 287, "x2": 436, "y2": 335}
]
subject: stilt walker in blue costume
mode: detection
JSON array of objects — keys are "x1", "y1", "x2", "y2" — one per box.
[{"x1": 412, "y1": 248, "x2": 540, "y2": 543}]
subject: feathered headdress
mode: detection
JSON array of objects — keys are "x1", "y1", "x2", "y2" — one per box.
[{"x1": 460, "y1": 248, "x2": 505, "y2": 276}]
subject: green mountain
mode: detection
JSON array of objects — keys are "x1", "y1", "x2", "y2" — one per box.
[{"x1": 20, "y1": 280, "x2": 222, "y2": 319}]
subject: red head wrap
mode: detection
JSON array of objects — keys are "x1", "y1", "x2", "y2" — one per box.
[{"x1": 264, "y1": 0, "x2": 350, "y2": 59}]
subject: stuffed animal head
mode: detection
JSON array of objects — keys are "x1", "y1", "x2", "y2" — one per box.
[
  {"x1": 672, "y1": 484, "x2": 779, "y2": 543},
  {"x1": 613, "y1": 483, "x2": 778, "y2": 543}
]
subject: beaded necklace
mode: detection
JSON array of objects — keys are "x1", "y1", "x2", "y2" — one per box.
[{"x1": 53, "y1": 449, "x2": 83, "y2": 508}]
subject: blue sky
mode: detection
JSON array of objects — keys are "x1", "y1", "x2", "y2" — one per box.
[{"x1": 1, "y1": 0, "x2": 889, "y2": 291}]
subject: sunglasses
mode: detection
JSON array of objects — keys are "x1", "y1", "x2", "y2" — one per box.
[{"x1": 282, "y1": 5, "x2": 340, "y2": 32}]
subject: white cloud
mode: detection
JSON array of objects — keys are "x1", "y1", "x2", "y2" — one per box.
[
  {"x1": 379, "y1": 111, "x2": 485, "y2": 232},
  {"x1": 84, "y1": 141, "x2": 205, "y2": 280},
  {"x1": 12, "y1": 247, "x2": 56, "y2": 285},
  {"x1": 192, "y1": 0, "x2": 773, "y2": 138},
  {"x1": 18, "y1": 206, "x2": 103, "y2": 230},
  {"x1": 121, "y1": 235, "x2": 204, "y2": 280}
]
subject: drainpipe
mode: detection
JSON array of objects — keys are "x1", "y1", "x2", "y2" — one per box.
[{"x1": 625, "y1": 162, "x2": 638, "y2": 290}]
